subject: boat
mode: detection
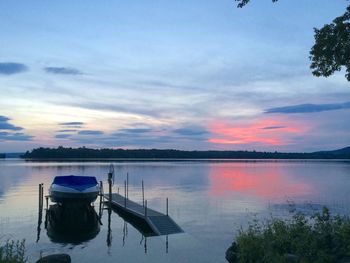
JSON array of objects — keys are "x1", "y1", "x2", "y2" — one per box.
[{"x1": 49, "y1": 175, "x2": 100, "y2": 205}]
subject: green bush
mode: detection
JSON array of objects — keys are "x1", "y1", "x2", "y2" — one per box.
[
  {"x1": 0, "y1": 240, "x2": 27, "y2": 263},
  {"x1": 226, "y1": 208, "x2": 350, "y2": 263}
]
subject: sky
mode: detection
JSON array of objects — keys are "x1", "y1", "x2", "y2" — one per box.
[{"x1": 0, "y1": 0, "x2": 349, "y2": 152}]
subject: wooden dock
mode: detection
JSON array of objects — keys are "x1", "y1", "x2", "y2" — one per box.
[{"x1": 104, "y1": 193, "x2": 183, "y2": 236}]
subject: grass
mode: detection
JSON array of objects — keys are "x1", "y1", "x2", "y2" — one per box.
[
  {"x1": 0, "y1": 240, "x2": 27, "y2": 263},
  {"x1": 226, "y1": 207, "x2": 350, "y2": 263}
]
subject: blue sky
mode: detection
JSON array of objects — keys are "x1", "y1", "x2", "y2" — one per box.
[{"x1": 0, "y1": 0, "x2": 349, "y2": 152}]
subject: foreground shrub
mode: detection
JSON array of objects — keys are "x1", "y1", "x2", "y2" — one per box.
[
  {"x1": 226, "y1": 207, "x2": 350, "y2": 263},
  {"x1": 0, "y1": 240, "x2": 27, "y2": 263}
]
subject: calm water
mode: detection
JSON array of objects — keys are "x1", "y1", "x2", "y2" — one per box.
[{"x1": 0, "y1": 159, "x2": 350, "y2": 262}]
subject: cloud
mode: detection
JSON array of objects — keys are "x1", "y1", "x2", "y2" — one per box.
[
  {"x1": 69, "y1": 101, "x2": 162, "y2": 119},
  {"x1": 265, "y1": 102, "x2": 350, "y2": 114},
  {"x1": 117, "y1": 128, "x2": 152, "y2": 134},
  {"x1": 78, "y1": 130, "x2": 104, "y2": 135},
  {"x1": 59, "y1": 122, "x2": 84, "y2": 126},
  {"x1": 44, "y1": 67, "x2": 82, "y2": 75},
  {"x1": 0, "y1": 116, "x2": 23, "y2": 131},
  {"x1": 138, "y1": 79, "x2": 199, "y2": 91},
  {"x1": 0, "y1": 62, "x2": 28, "y2": 75},
  {"x1": 56, "y1": 129, "x2": 78, "y2": 132},
  {"x1": 59, "y1": 122, "x2": 84, "y2": 128},
  {"x1": 55, "y1": 134, "x2": 72, "y2": 139},
  {"x1": 261, "y1": 126, "x2": 286, "y2": 130},
  {"x1": 0, "y1": 132, "x2": 33, "y2": 141},
  {"x1": 208, "y1": 118, "x2": 304, "y2": 146},
  {"x1": 173, "y1": 127, "x2": 208, "y2": 136},
  {"x1": 72, "y1": 134, "x2": 178, "y2": 147},
  {"x1": 68, "y1": 125, "x2": 209, "y2": 148},
  {"x1": 0, "y1": 116, "x2": 32, "y2": 141}
]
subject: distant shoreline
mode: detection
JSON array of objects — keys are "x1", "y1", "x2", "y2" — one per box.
[
  {"x1": 17, "y1": 146, "x2": 350, "y2": 160},
  {"x1": 19, "y1": 158, "x2": 350, "y2": 163}
]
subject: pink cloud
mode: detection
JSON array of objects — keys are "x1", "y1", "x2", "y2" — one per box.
[{"x1": 208, "y1": 118, "x2": 306, "y2": 146}]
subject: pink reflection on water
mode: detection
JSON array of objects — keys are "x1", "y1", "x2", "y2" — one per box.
[{"x1": 209, "y1": 163, "x2": 312, "y2": 200}]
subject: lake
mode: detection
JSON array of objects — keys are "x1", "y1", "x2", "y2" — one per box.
[{"x1": 0, "y1": 159, "x2": 349, "y2": 262}]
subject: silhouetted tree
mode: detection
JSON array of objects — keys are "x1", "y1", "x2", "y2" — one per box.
[
  {"x1": 235, "y1": 0, "x2": 350, "y2": 81},
  {"x1": 21, "y1": 146, "x2": 350, "y2": 159}
]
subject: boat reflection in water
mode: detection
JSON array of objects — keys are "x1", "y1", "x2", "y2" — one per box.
[
  {"x1": 45, "y1": 204, "x2": 100, "y2": 244},
  {"x1": 43, "y1": 175, "x2": 101, "y2": 244}
]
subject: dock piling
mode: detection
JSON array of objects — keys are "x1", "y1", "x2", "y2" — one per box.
[
  {"x1": 38, "y1": 184, "x2": 44, "y2": 209},
  {"x1": 145, "y1": 200, "x2": 147, "y2": 218},
  {"x1": 142, "y1": 180, "x2": 145, "y2": 207},
  {"x1": 38, "y1": 184, "x2": 41, "y2": 208},
  {"x1": 99, "y1": 181, "x2": 103, "y2": 204},
  {"x1": 166, "y1": 197, "x2": 168, "y2": 216},
  {"x1": 124, "y1": 180, "x2": 127, "y2": 208},
  {"x1": 108, "y1": 173, "x2": 112, "y2": 207},
  {"x1": 126, "y1": 173, "x2": 129, "y2": 200},
  {"x1": 41, "y1": 184, "x2": 44, "y2": 208}
]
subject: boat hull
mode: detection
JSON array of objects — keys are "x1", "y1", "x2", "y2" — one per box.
[
  {"x1": 49, "y1": 175, "x2": 99, "y2": 205},
  {"x1": 49, "y1": 189, "x2": 99, "y2": 204}
]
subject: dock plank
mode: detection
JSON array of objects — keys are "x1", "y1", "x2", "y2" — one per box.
[{"x1": 104, "y1": 193, "x2": 183, "y2": 236}]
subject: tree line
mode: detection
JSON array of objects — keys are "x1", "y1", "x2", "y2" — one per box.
[{"x1": 21, "y1": 146, "x2": 350, "y2": 159}]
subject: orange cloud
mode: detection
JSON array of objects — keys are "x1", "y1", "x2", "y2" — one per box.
[{"x1": 208, "y1": 118, "x2": 305, "y2": 146}]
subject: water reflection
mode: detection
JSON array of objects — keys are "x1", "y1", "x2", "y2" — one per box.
[
  {"x1": 45, "y1": 204, "x2": 100, "y2": 244},
  {"x1": 0, "y1": 163, "x2": 30, "y2": 200},
  {"x1": 111, "y1": 205, "x2": 157, "y2": 237},
  {"x1": 104, "y1": 203, "x2": 170, "y2": 254},
  {"x1": 2, "y1": 160, "x2": 350, "y2": 263},
  {"x1": 209, "y1": 163, "x2": 312, "y2": 200}
]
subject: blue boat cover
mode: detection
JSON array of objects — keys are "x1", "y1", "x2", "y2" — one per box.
[{"x1": 52, "y1": 175, "x2": 98, "y2": 192}]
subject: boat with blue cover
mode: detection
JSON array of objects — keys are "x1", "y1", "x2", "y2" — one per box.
[{"x1": 49, "y1": 175, "x2": 100, "y2": 204}]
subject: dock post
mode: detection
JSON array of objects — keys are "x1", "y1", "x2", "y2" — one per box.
[
  {"x1": 38, "y1": 184, "x2": 41, "y2": 208},
  {"x1": 124, "y1": 180, "x2": 127, "y2": 208},
  {"x1": 126, "y1": 172, "x2": 129, "y2": 200},
  {"x1": 142, "y1": 180, "x2": 145, "y2": 207},
  {"x1": 41, "y1": 184, "x2": 44, "y2": 208},
  {"x1": 166, "y1": 197, "x2": 168, "y2": 216},
  {"x1": 108, "y1": 172, "x2": 112, "y2": 207},
  {"x1": 99, "y1": 181, "x2": 103, "y2": 204},
  {"x1": 38, "y1": 184, "x2": 43, "y2": 209},
  {"x1": 145, "y1": 200, "x2": 147, "y2": 218}
]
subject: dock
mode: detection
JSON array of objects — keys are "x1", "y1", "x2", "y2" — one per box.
[{"x1": 104, "y1": 193, "x2": 183, "y2": 236}]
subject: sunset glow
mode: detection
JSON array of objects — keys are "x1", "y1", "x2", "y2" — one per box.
[
  {"x1": 0, "y1": 1, "x2": 349, "y2": 152},
  {"x1": 208, "y1": 118, "x2": 305, "y2": 147}
]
